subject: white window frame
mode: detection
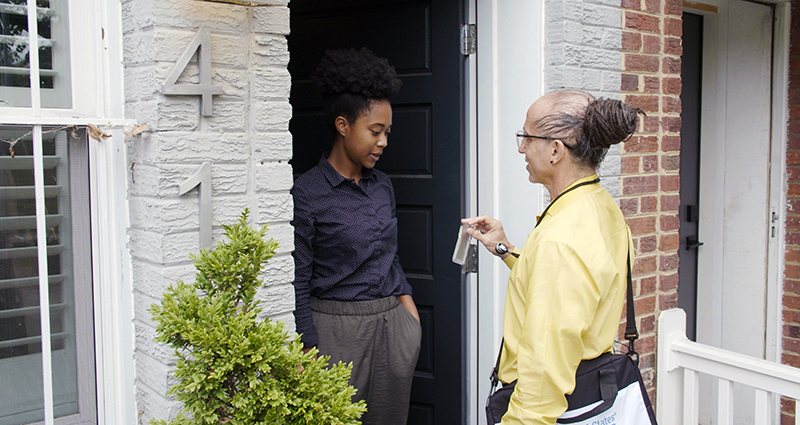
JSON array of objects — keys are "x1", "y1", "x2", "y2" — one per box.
[{"x1": 1, "y1": 0, "x2": 136, "y2": 424}]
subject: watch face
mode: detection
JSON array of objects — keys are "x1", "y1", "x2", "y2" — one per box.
[{"x1": 496, "y1": 243, "x2": 507, "y2": 255}]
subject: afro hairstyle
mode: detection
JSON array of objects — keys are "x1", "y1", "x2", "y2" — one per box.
[{"x1": 312, "y1": 48, "x2": 402, "y2": 135}]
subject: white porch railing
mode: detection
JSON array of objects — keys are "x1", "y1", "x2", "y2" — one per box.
[{"x1": 657, "y1": 309, "x2": 800, "y2": 424}]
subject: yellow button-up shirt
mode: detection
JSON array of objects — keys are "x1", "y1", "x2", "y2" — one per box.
[{"x1": 498, "y1": 175, "x2": 632, "y2": 425}]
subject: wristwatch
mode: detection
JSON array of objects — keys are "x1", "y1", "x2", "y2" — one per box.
[{"x1": 495, "y1": 243, "x2": 520, "y2": 258}]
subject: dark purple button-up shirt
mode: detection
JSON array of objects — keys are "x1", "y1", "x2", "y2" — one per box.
[{"x1": 291, "y1": 154, "x2": 411, "y2": 347}]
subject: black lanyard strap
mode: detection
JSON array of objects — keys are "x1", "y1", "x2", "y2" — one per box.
[{"x1": 535, "y1": 177, "x2": 601, "y2": 229}]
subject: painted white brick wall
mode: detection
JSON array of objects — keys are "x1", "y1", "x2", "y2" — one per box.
[
  {"x1": 545, "y1": 0, "x2": 623, "y2": 198},
  {"x1": 121, "y1": 0, "x2": 293, "y2": 422}
]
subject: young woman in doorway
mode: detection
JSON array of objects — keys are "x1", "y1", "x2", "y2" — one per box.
[{"x1": 291, "y1": 48, "x2": 421, "y2": 425}]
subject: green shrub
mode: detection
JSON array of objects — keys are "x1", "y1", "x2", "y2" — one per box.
[{"x1": 149, "y1": 210, "x2": 366, "y2": 425}]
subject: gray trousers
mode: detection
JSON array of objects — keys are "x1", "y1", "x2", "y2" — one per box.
[{"x1": 311, "y1": 296, "x2": 422, "y2": 425}]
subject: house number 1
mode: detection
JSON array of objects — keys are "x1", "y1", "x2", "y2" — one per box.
[{"x1": 179, "y1": 162, "x2": 212, "y2": 249}]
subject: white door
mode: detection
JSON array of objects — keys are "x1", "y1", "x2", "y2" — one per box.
[{"x1": 695, "y1": 0, "x2": 777, "y2": 423}]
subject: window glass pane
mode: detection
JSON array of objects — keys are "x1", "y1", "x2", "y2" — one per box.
[
  {"x1": 0, "y1": 0, "x2": 72, "y2": 109},
  {"x1": 0, "y1": 125, "x2": 93, "y2": 425}
]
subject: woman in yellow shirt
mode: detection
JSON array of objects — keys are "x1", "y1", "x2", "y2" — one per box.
[{"x1": 463, "y1": 90, "x2": 643, "y2": 424}]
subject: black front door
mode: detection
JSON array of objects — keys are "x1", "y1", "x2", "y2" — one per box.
[
  {"x1": 288, "y1": 1, "x2": 466, "y2": 423},
  {"x1": 678, "y1": 12, "x2": 703, "y2": 341}
]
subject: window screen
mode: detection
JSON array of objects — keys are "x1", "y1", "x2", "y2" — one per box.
[{"x1": 0, "y1": 126, "x2": 95, "y2": 425}]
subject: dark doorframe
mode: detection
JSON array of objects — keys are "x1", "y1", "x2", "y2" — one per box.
[
  {"x1": 678, "y1": 12, "x2": 703, "y2": 341},
  {"x1": 287, "y1": 1, "x2": 467, "y2": 423}
]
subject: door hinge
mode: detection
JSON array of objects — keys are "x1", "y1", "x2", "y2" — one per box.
[
  {"x1": 461, "y1": 24, "x2": 476, "y2": 56},
  {"x1": 771, "y1": 207, "x2": 778, "y2": 238}
]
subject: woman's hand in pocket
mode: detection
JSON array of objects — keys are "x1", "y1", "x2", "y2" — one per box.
[{"x1": 399, "y1": 295, "x2": 420, "y2": 323}]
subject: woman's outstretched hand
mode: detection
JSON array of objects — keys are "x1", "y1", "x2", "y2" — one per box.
[{"x1": 461, "y1": 215, "x2": 515, "y2": 258}]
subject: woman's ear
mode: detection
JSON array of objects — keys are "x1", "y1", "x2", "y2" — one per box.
[
  {"x1": 550, "y1": 140, "x2": 569, "y2": 165},
  {"x1": 335, "y1": 116, "x2": 349, "y2": 137}
]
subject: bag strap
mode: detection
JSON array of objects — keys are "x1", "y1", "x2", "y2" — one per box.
[{"x1": 624, "y1": 234, "x2": 640, "y2": 364}]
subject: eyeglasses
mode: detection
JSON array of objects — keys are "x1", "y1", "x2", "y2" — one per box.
[{"x1": 515, "y1": 131, "x2": 576, "y2": 150}]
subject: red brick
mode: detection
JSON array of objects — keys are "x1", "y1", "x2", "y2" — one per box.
[
  {"x1": 640, "y1": 235, "x2": 658, "y2": 252},
  {"x1": 788, "y1": 232, "x2": 800, "y2": 246},
  {"x1": 641, "y1": 276, "x2": 657, "y2": 294},
  {"x1": 788, "y1": 120, "x2": 800, "y2": 136},
  {"x1": 622, "y1": 32, "x2": 643, "y2": 51},
  {"x1": 622, "y1": 156, "x2": 640, "y2": 174},
  {"x1": 786, "y1": 248, "x2": 800, "y2": 264},
  {"x1": 643, "y1": 35, "x2": 661, "y2": 53},
  {"x1": 785, "y1": 324, "x2": 800, "y2": 339},
  {"x1": 621, "y1": 197, "x2": 639, "y2": 215},
  {"x1": 665, "y1": 0, "x2": 682, "y2": 16},
  {"x1": 623, "y1": 175, "x2": 659, "y2": 195},
  {"x1": 627, "y1": 216, "x2": 657, "y2": 235},
  {"x1": 621, "y1": 0, "x2": 641, "y2": 10},
  {"x1": 660, "y1": 214, "x2": 680, "y2": 231},
  {"x1": 664, "y1": 17, "x2": 683, "y2": 37},
  {"x1": 785, "y1": 279, "x2": 800, "y2": 295},
  {"x1": 625, "y1": 12, "x2": 660, "y2": 33},
  {"x1": 662, "y1": 154, "x2": 680, "y2": 171},
  {"x1": 788, "y1": 263, "x2": 800, "y2": 280},
  {"x1": 662, "y1": 116, "x2": 682, "y2": 133},
  {"x1": 643, "y1": 76, "x2": 660, "y2": 93},
  {"x1": 660, "y1": 253, "x2": 679, "y2": 271},
  {"x1": 788, "y1": 215, "x2": 800, "y2": 231},
  {"x1": 785, "y1": 309, "x2": 800, "y2": 325},
  {"x1": 663, "y1": 56, "x2": 682, "y2": 74},
  {"x1": 662, "y1": 135, "x2": 680, "y2": 151},
  {"x1": 660, "y1": 272, "x2": 679, "y2": 291},
  {"x1": 783, "y1": 352, "x2": 800, "y2": 368},
  {"x1": 626, "y1": 95, "x2": 659, "y2": 113},
  {"x1": 663, "y1": 77, "x2": 682, "y2": 95},
  {"x1": 659, "y1": 291, "x2": 679, "y2": 309},
  {"x1": 622, "y1": 74, "x2": 640, "y2": 92},
  {"x1": 790, "y1": 182, "x2": 800, "y2": 197},
  {"x1": 640, "y1": 314, "x2": 656, "y2": 333},
  {"x1": 661, "y1": 174, "x2": 680, "y2": 192},
  {"x1": 641, "y1": 195, "x2": 658, "y2": 213},
  {"x1": 633, "y1": 255, "x2": 658, "y2": 275},
  {"x1": 789, "y1": 88, "x2": 800, "y2": 104},
  {"x1": 661, "y1": 194, "x2": 680, "y2": 212},
  {"x1": 789, "y1": 152, "x2": 800, "y2": 166},
  {"x1": 660, "y1": 233, "x2": 680, "y2": 251},
  {"x1": 634, "y1": 295, "x2": 657, "y2": 316},
  {"x1": 643, "y1": 155, "x2": 658, "y2": 172},
  {"x1": 642, "y1": 116, "x2": 660, "y2": 133},
  {"x1": 625, "y1": 136, "x2": 659, "y2": 153},
  {"x1": 663, "y1": 96, "x2": 681, "y2": 113},
  {"x1": 664, "y1": 37, "x2": 682, "y2": 56},
  {"x1": 789, "y1": 199, "x2": 800, "y2": 214},
  {"x1": 625, "y1": 54, "x2": 660, "y2": 73},
  {"x1": 783, "y1": 337, "x2": 800, "y2": 354},
  {"x1": 788, "y1": 167, "x2": 800, "y2": 181},
  {"x1": 785, "y1": 294, "x2": 800, "y2": 310}
]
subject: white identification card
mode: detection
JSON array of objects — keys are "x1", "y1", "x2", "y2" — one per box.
[{"x1": 452, "y1": 225, "x2": 471, "y2": 265}]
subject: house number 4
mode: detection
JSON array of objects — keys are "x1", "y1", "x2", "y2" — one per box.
[
  {"x1": 162, "y1": 27, "x2": 223, "y2": 117},
  {"x1": 179, "y1": 163, "x2": 212, "y2": 249}
]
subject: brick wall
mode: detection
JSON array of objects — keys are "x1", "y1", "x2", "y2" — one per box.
[
  {"x1": 121, "y1": 1, "x2": 294, "y2": 421},
  {"x1": 619, "y1": 0, "x2": 683, "y2": 405},
  {"x1": 783, "y1": 2, "x2": 800, "y2": 422}
]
